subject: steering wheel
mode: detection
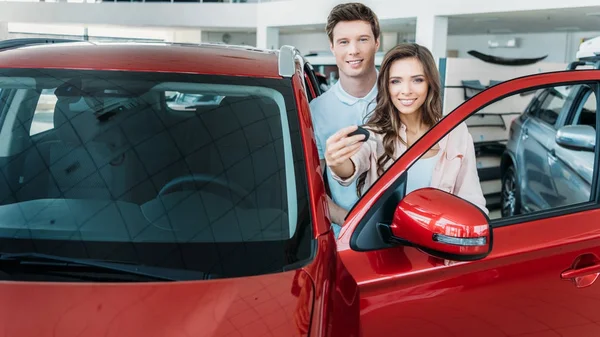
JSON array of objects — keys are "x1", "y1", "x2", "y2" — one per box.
[{"x1": 158, "y1": 174, "x2": 255, "y2": 208}]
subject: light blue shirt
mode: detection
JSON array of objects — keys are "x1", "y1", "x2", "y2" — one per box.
[{"x1": 309, "y1": 79, "x2": 378, "y2": 224}]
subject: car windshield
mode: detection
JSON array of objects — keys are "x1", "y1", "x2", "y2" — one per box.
[{"x1": 0, "y1": 69, "x2": 312, "y2": 281}]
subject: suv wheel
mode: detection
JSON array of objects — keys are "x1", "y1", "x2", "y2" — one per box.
[{"x1": 501, "y1": 165, "x2": 521, "y2": 217}]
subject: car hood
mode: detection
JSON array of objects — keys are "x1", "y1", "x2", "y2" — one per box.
[{"x1": 0, "y1": 270, "x2": 314, "y2": 337}]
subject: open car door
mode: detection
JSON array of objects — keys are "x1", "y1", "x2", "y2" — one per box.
[{"x1": 336, "y1": 70, "x2": 600, "y2": 337}]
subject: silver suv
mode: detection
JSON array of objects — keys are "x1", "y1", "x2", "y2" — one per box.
[{"x1": 500, "y1": 59, "x2": 599, "y2": 217}]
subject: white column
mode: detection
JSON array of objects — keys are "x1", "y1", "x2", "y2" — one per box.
[
  {"x1": 415, "y1": 15, "x2": 448, "y2": 66},
  {"x1": 381, "y1": 31, "x2": 398, "y2": 52},
  {"x1": 256, "y1": 26, "x2": 279, "y2": 50},
  {"x1": 0, "y1": 22, "x2": 8, "y2": 41}
]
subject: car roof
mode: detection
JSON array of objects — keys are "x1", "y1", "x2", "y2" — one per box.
[{"x1": 0, "y1": 41, "x2": 282, "y2": 78}]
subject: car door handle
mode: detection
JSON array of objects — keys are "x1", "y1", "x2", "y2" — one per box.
[
  {"x1": 562, "y1": 254, "x2": 600, "y2": 288},
  {"x1": 562, "y1": 265, "x2": 600, "y2": 279}
]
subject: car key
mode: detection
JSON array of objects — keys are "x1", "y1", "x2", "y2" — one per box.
[{"x1": 347, "y1": 126, "x2": 370, "y2": 142}]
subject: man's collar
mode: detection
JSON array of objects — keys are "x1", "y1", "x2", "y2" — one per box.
[{"x1": 334, "y1": 70, "x2": 378, "y2": 106}]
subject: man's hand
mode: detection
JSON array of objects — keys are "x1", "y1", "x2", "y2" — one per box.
[{"x1": 325, "y1": 125, "x2": 365, "y2": 179}]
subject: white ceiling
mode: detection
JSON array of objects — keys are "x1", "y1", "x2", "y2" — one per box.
[{"x1": 277, "y1": 7, "x2": 600, "y2": 36}]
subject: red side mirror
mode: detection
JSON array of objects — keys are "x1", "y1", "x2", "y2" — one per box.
[{"x1": 380, "y1": 188, "x2": 492, "y2": 261}]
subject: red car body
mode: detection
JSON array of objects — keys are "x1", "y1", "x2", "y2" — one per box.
[{"x1": 0, "y1": 41, "x2": 599, "y2": 337}]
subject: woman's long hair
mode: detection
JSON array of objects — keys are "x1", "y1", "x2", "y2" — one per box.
[{"x1": 356, "y1": 43, "x2": 443, "y2": 196}]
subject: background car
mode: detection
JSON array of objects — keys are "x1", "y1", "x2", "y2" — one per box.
[{"x1": 501, "y1": 56, "x2": 599, "y2": 216}]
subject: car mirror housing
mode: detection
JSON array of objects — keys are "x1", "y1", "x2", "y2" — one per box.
[
  {"x1": 378, "y1": 188, "x2": 492, "y2": 261},
  {"x1": 556, "y1": 125, "x2": 596, "y2": 152}
]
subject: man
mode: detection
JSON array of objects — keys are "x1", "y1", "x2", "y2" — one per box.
[{"x1": 309, "y1": 2, "x2": 380, "y2": 238}]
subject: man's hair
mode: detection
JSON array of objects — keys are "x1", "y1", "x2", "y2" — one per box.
[{"x1": 326, "y1": 2, "x2": 380, "y2": 43}]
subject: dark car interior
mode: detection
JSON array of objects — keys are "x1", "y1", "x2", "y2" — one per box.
[{"x1": 0, "y1": 70, "x2": 313, "y2": 278}]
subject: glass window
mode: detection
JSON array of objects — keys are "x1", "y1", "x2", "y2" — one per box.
[
  {"x1": 401, "y1": 83, "x2": 598, "y2": 224},
  {"x1": 535, "y1": 86, "x2": 571, "y2": 126},
  {"x1": 0, "y1": 69, "x2": 312, "y2": 282},
  {"x1": 470, "y1": 84, "x2": 596, "y2": 220},
  {"x1": 166, "y1": 92, "x2": 224, "y2": 111},
  {"x1": 181, "y1": 93, "x2": 199, "y2": 103},
  {"x1": 573, "y1": 90, "x2": 597, "y2": 129},
  {"x1": 30, "y1": 88, "x2": 57, "y2": 136}
]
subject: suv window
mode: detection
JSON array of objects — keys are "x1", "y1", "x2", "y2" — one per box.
[
  {"x1": 0, "y1": 69, "x2": 312, "y2": 281},
  {"x1": 533, "y1": 86, "x2": 572, "y2": 127},
  {"x1": 572, "y1": 90, "x2": 597, "y2": 129}
]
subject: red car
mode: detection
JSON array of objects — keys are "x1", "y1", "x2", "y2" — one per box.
[{"x1": 0, "y1": 39, "x2": 599, "y2": 337}]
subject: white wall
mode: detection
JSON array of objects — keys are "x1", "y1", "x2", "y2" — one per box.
[
  {"x1": 168, "y1": 29, "x2": 202, "y2": 43},
  {"x1": 202, "y1": 31, "x2": 256, "y2": 45},
  {"x1": 8, "y1": 23, "x2": 169, "y2": 41},
  {"x1": 279, "y1": 32, "x2": 330, "y2": 55},
  {"x1": 279, "y1": 31, "x2": 414, "y2": 55},
  {"x1": 447, "y1": 33, "x2": 568, "y2": 62},
  {"x1": 0, "y1": 2, "x2": 258, "y2": 28},
  {"x1": 258, "y1": 0, "x2": 600, "y2": 27},
  {"x1": 282, "y1": 30, "x2": 600, "y2": 62},
  {"x1": 6, "y1": 23, "x2": 257, "y2": 45},
  {"x1": 1, "y1": 0, "x2": 600, "y2": 30},
  {"x1": 0, "y1": 22, "x2": 8, "y2": 40},
  {"x1": 9, "y1": 23, "x2": 86, "y2": 37},
  {"x1": 447, "y1": 31, "x2": 600, "y2": 63}
]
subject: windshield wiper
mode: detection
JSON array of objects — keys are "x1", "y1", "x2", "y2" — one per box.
[{"x1": 0, "y1": 252, "x2": 211, "y2": 281}]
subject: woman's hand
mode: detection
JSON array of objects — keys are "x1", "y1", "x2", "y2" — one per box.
[{"x1": 325, "y1": 125, "x2": 366, "y2": 178}]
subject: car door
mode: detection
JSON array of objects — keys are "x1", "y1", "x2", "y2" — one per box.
[
  {"x1": 335, "y1": 70, "x2": 600, "y2": 337},
  {"x1": 519, "y1": 85, "x2": 572, "y2": 212}
]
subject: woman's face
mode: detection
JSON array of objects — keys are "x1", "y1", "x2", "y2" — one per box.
[{"x1": 388, "y1": 57, "x2": 429, "y2": 117}]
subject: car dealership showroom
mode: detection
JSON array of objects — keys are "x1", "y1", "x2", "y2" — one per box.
[{"x1": 0, "y1": 0, "x2": 600, "y2": 336}]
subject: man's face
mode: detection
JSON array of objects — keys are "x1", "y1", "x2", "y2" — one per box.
[{"x1": 330, "y1": 20, "x2": 380, "y2": 79}]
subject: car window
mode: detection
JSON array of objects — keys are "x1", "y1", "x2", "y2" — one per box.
[
  {"x1": 533, "y1": 86, "x2": 573, "y2": 127},
  {"x1": 571, "y1": 89, "x2": 597, "y2": 129},
  {"x1": 432, "y1": 83, "x2": 597, "y2": 223},
  {"x1": 0, "y1": 69, "x2": 313, "y2": 281},
  {"x1": 348, "y1": 80, "x2": 599, "y2": 251},
  {"x1": 181, "y1": 93, "x2": 198, "y2": 103},
  {"x1": 303, "y1": 63, "x2": 321, "y2": 102},
  {"x1": 310, "y1": 64, "x2": 339, "y2": 87},
  {"x1": 166, "y1": 92, "x2": 224, "y2": 111},
  {"x1": 523, "y1": 89, "x2": 548, "y2": 116},
  {"x1": 30, "y1": 88, "x2": 57, "y2": 136}
]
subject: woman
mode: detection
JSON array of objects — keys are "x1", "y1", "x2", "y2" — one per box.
[{"x1": 325, "y1": 43, "x2": 488, "y2": 215}]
